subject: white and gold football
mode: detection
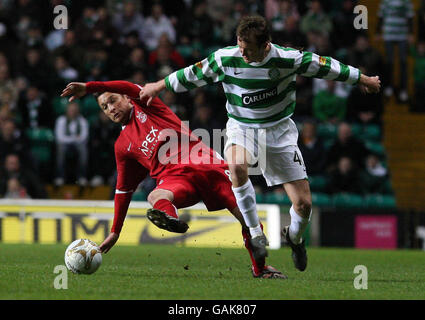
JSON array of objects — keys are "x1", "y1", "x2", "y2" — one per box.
[{"x1": 64, "y1": 239, "x2": 102, "y2": 274}]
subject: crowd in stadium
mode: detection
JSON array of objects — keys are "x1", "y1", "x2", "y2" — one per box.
[{"x1": 0, "y1": 0, "x2": 424, "y2": 204}]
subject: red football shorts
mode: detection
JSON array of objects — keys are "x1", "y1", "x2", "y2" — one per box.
[{"x1": 154, "y1": 163, "x2": 237, "y2": 212}]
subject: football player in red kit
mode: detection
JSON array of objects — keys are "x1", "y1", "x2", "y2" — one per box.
[{"x1": 61, "y1": 80, "x2": 286, "y2": 279}]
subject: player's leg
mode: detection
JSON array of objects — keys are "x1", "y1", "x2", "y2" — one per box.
[
  {"x1": 146, "y1": 188, "x2": 188, "y2": 233},
  {"x1": 261, "y1": 140, "x2": 310, "y2": 271},
  {"x1": 398, "y1": 40, "x2": 408, "y2": 101},
  {"x1": 147, "y1": 188, "x2": 172, "y2": 205},
  {"x1": 199, "y1": 162, "x2": 282, "y2": 278},
  {"x1": 226, "y1": 205, "x2": 257, "y2": 264},
  {"x1": 147, "y1": 188, "x2": 177, "y2": 218},
  {"x1": 282, "y1": 178, "x2": 312, "y2": 271},
  {"x1": 225, "y1": 143, "x2": 268, "y2": 259},
  {"x1": 229, "y1": 206, "x2": 287, "y2": 279},
  {"x1": 283, "y1": 179, "x2": 312, "y2": 243},
  {"x1": 225, "y1": 144, "x2": 268, "y2": 259},
  {"x1": 224, "y1": 119, "x2": 265, "y2": 240}
]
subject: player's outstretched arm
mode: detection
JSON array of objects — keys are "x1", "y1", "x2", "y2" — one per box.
[
  {"x1": 139, "y1": 79, "x2": 166, "y2": 106},
  {"x1": 61, "y1": 82, "x2": 87, "y2": 102},
  {"x1": 358, "y1": 74, "x2": 381, "y2": 94}
]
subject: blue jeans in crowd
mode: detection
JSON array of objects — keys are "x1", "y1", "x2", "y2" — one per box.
[
  {"x1": 384, "y1": 40, "x2": 408, "y2": 90},
  {"x1": 55, "y1": 142, "x2": 88, "y2": 181}
]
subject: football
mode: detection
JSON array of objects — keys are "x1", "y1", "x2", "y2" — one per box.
[{"x1": 64, "y1": 238, "x2": 102, "y2": 274}]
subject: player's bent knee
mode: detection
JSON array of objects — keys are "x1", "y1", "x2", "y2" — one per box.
[
  {"x1": 147, "y1": 189, "x2": 173, "y2": 206},
  {"x1": 228, "y1": 163, "x2": 248, "y2": 182},
  {"x1": 147, "y1": 192, "x2": 157, "y2": 205}
]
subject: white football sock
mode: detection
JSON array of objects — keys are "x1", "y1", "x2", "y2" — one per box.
[
  {"x1": 289, "y1": 205, "x2": 311, "y2": 244},
  {"x1": 232, "y1": 180, "x2": 261, "y2": 237},
  {"x1": 249, "y1": 225, "x2": 263, "y2": 238}
]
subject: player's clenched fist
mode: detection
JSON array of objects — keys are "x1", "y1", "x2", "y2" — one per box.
[{"x1": 358, "y1": 75, "x2": 381, "y2": 94}]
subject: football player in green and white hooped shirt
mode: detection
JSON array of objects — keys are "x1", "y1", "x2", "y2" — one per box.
[
  {"x1": 140, "y1": 16, "x2": 381, "y2": 273},
  {"x1": 376, "y1": 0, "x2": 414, "y2": 102}
]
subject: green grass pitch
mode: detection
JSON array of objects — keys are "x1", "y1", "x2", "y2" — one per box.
[{"x1": 0, "y1": 243, "x2": 424, "y2": 300}]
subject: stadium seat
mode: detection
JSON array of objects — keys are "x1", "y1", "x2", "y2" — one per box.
[
  {"x1": 359, "y1": 170, "x2": 388, "y2": 194},
  {"x1": 351, "y1": 123, "x2": 381, "y2": 142},
  {"x1": 311, "y1": 192, "x2": 332, "y2": 207},
  {"x1": 31, "y1": 146, "x2": 52, "y2": 163},
  {"x1": 308, "y1": 175, "x2": 328, "y2": 192},
  {"x1": 132, "y1": 191, "x2": 148, "y2": 201},
  {"x1": 361, "y1": 124, "x2": 381, "y2": 142},
  {"x1": 317, "y1": 123, "x2": 337, "y2": 140},
  {"x1": 317, "y1": 123, "x2": 337, "y2": 150},
  {"x1": 256, "y1": 192, "x2": 264, "y2": 203},
  {"x1": 332, "y1": 193, "x2": 366, "y2": 208},
  {"x1": 323, "y1": 138, "x2": 336, "y2": 150},
  {"x1": 264, "y1": 192, "x2": 291, "y2": 205},
  {"x1": 365, "y1": 141, "x2": 386, "y2": 157},
  {"x1": 81, "y1": 96, "x2": 101, "y2": 119},
  {"x1": 26, "y1": 128, "x2": 54, "y2": 143},
  {"x1": 350, "y1": 123, "x2": 362, "y2": 138},
  {"x1": 52, "y1": 96, "x2": 69, "y2": 116},
  {"x1": 176, "y1": 45, "x2": 194, "y2": 59},
  {"x1": 26, "y1": 128, "x2": 55, "y2": 171},
  {"x1": 365, "y1": 194, "x2": 396, "y2": 208},
  {"x1": 384, "y1": 179, "x2": 394, "y2": 194}
]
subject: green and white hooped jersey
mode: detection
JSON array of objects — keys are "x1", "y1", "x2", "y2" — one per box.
[
  {"x1": 165, "y1": 44, "x2": 361, "y2": 128},
  {"x1": 378, "y1": 0, "x2": 414, "y2": 41}
]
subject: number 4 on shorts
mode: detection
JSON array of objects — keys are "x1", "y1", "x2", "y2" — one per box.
[{"x1": 293, "y1": 151, "x2": 303, "y2": 166}]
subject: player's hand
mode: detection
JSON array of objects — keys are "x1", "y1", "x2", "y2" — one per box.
[
  {"x1": 359, "y1": 75, "x2": 381, "y2": 94},
  {"x1": 61, "y1": 82, "x2": 87, "y2": 102},
  {"x1": 99, "y1": 232, "x2": 119, "y2": 253},
  {"x1": 139, "y1": 79, "x2": 166, "y2": 106}
]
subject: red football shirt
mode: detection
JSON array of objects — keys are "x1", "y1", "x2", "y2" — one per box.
[{"x1": 85, "y1": 81, "x2": 221, "y2": 233}]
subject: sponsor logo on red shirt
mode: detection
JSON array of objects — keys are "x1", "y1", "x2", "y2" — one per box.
[{"x1": 136, "y1": 110, "x2": 147, "y2": 123}]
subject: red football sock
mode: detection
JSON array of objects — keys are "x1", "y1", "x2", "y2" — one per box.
[
  {"x1": 153, "y1": 199, "x2": 179, "y2": 219},
  {"x1": 242, "y1": 224, "x2": 265, "y2": 275}
]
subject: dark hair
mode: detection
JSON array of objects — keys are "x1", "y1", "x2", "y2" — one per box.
[
  {"x1": 92, "y1": 92, "x2": 105, "y2": 101},
  {"x1": 236, "y1": 15, "x2": 271, "y2": 47}
]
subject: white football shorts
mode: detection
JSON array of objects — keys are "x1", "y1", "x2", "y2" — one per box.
[{"x1": 224, "y1": 117, "x2": 308, "y2": 186}]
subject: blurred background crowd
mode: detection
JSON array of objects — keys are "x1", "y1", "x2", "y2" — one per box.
[{"x1": 0, "y1": 0, "x2": 424, "y2": 206}]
